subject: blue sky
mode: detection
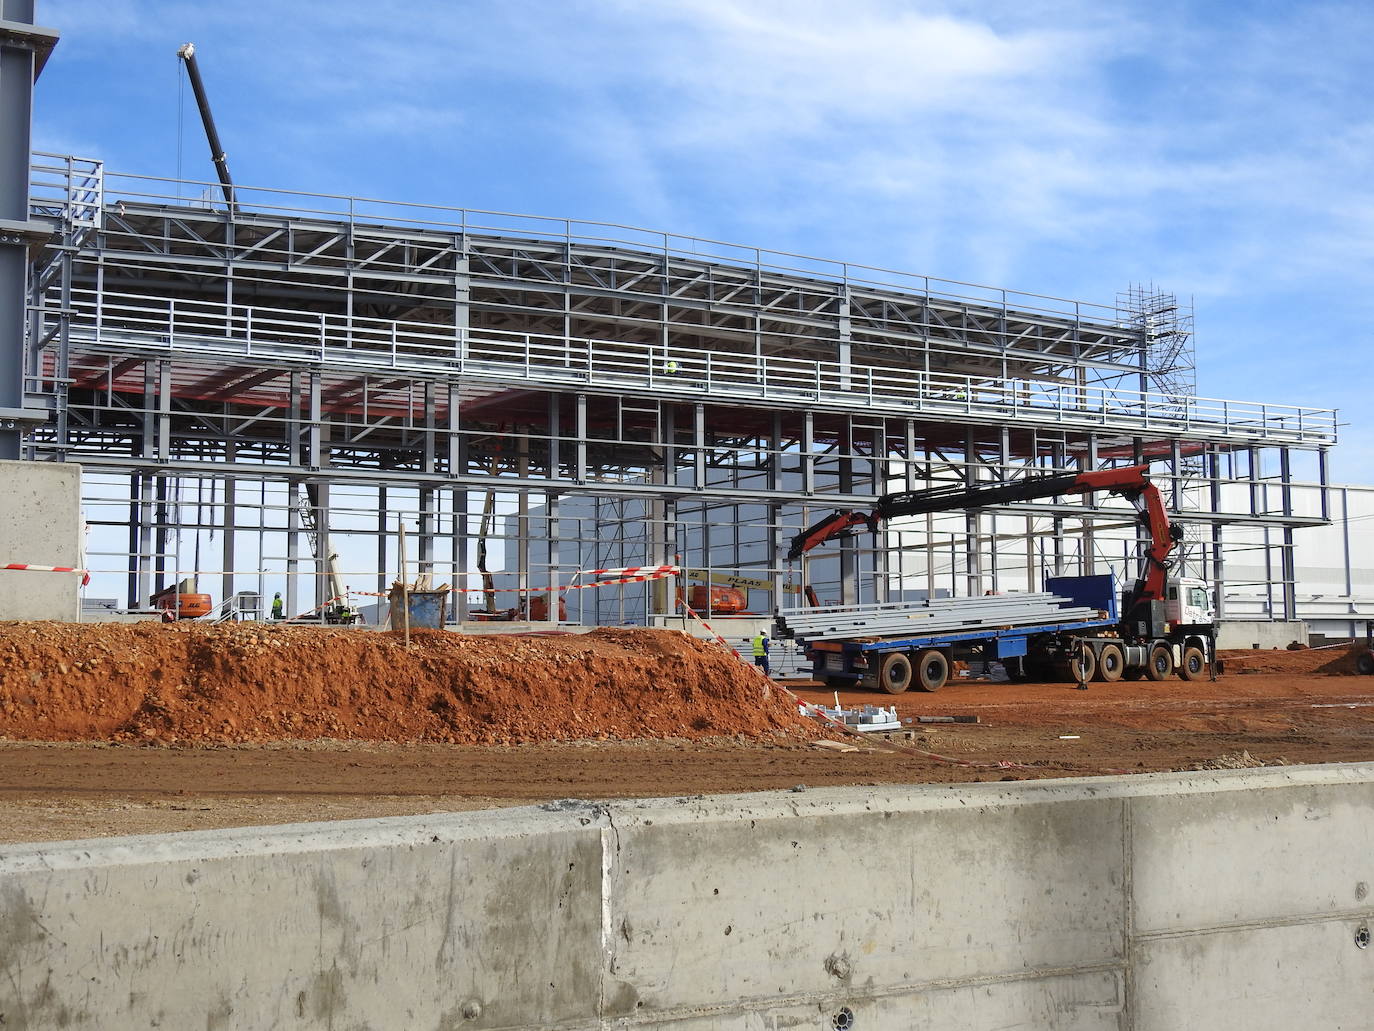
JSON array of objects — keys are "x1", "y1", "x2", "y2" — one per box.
[{"x1": 33, "y1": 0, "x2": 1374, "y2": 480}]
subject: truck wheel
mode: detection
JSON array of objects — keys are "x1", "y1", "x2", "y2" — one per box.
[
  {"x1": 914, "y1": 649, "x2": 949, "y2": 692},
  {"x1": 1146, "y1": 646, "x2": 1175, "y2": 681},
  {"x1": 1096, "y1": 643, "x2": 1125, "y2": 683},
  {"x1": 1357, "y1": 653, "x2": 1374, "y2": 676},
  {"x1": 878, "y1": 652, "x2": 913, "y2": 694},
  {"x1": 1057, "y1": 647, "x2": 1096, "y2": 684},
  {"x1": 1178, "y1": 646, "x2": 1207, "y2": 682}
]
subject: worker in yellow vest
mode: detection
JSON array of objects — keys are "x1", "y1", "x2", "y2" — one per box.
[{"x1": 751, "y1": 632, "x2": 770, "y2": 676}]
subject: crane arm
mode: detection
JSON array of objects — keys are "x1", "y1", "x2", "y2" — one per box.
[
  {"x1": 176, "y1": 43, "x2": 235, "y2": 208},
  {"x1": 787, "y1": 463, "x2": 1180, "y2": 606}
]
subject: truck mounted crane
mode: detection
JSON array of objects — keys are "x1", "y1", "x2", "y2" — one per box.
[{"x1": 785, "y1": 464, "x2": 1218, "y2": 690}]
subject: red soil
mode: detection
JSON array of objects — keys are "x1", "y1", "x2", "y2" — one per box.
[{"x1": 0, "y1": 622, "x2": 817, "y2": 745}]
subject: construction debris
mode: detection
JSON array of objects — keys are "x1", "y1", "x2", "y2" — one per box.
[{"x1": 801, "y1": 702, "x2": 902, "y2": 732}]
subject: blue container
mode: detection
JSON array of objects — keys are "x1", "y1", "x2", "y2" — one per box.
[{"x1": 388, "y1": 589, "x2": 448, "y2": 630}]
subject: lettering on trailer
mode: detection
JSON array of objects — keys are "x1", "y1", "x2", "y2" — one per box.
[{"x1": 685, "y1": 568, "x2": 802, "y2": 593}]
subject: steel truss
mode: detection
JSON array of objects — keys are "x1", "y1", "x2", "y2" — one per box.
[{"x1": 22, "y1": 156, "x2": 1335, "y2": 622}]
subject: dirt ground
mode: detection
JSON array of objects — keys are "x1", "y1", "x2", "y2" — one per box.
[{"x1": 1, "y1": 623, "x2": 1372, "y2": 844}]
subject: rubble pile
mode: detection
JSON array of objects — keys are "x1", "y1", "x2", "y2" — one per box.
[{"x1": 0, "y1": 622, "x2": 817, "y2": 745}]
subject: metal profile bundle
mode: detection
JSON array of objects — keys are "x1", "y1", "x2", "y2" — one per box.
[{"x1": 777, "y1": 592, "x2": 1105, "y2": 643}]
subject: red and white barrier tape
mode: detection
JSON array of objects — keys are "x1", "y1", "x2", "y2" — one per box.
[
  {"x1": 347, "y1": 569, "x2": 679, "y2": 600},
  {"x1": 591, "y1": 565, "x2": 679, "y2": 578},
  {"x1": 3, "y1": 562, "x2": 91, "y2": 586}
]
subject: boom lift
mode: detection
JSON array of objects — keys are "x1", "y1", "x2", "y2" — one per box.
[{"x1": 787, "y1": 464, "x2": 1218, "y2": 688}]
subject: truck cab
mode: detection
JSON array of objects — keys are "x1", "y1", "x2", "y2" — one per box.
[{"x1": 1165, "y1": 577, "x2": 1213, "y2": 627}]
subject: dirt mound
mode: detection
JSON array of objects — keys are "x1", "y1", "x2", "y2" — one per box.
[
  {"x1": 1220, "y1": 642, "x2": 1369, "y2": 676},
  {"x1": 0, "y1": 622, "x2": 818, "y2": 745}
]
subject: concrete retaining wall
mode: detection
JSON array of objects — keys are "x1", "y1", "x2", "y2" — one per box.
[
  {"x1": 2, "y1": 765, "x2": 1372, "y2": 1029},
  {"x1": 1216, "y1": 618, "x2": 1309, "y2": 650},
  {"x1": 0, "y1": 459, "x2": 81, "y2": 621}
]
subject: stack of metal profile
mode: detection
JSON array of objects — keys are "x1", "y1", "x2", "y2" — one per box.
[{"x1": 776, "y1": 592, "x2": 1104, "y2": 643}]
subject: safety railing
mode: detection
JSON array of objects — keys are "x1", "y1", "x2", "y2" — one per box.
[
  {"x1": 31, "y1": 154, "x2": 1145, "y2": 336},
  {"x1": 46, "y1": 288, "x2": 1338, "y2": 445},
  {"x1": 29, "y1": 153, "x2": 103, "y2": 228}
]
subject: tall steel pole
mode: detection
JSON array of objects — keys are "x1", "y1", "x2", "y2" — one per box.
[
  {"x1": 176, "y1": 43, "x2": 235, "y2": 208},
  {"x1": 0, "y1": 1, "x2": 57, "y2": 459}
]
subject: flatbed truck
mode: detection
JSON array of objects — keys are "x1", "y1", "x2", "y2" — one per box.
[
  {"x1": 797, "y1": 573, "x2": 1217, "y2": 692},
  {"x1": 786, "y1": 463, "x2": 1220, "y2": 691}
]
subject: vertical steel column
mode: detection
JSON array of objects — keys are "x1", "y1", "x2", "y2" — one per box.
[
  {"x1": 418, "y1": 381, "x2": 436, "y2": 577},
  {"x1": 376, "y1": 485, "x2": 389, "y2": 602},
  {"x1": 692, "y1": 403, "x2": 706, "y2": 490},
  {"x1": 126, "y1": 475, "x2": 141, "y2": 608},
  {"x1": 545, "y1": 394, "x2": 561, "y2": 623},
  {"x1": 452, "y1": 486, "x2": 468, "y2": 623},
  {"x1": 963, "y1": 429, "x2": 980, "y2": 597},
  {"x1": 574, "y1": 393, "x2": 588, "y2": 485},
  {"x1": 838, "y1": 416, "x2": 857, "y2": 606},
  {"x1": 220, "y1": 444, "x2": 236, "y2": 607},
  {"x1": 0, "y1": 3, "x2": 57, "y2": 459},
  {"x1": 516, "y1": 432, "x2": 530, "y2": 612},
  {"x1": 871, "y1": 420, "x2": 888, "y2": 603},
  {"x1": 769, "y1": 411, "x2": 785, "y2": 614},
  {"x1": 136, "y1": 474, "x2": 154, "y2": 606},
  {"x1": 1280, "y1": 447, "x2": 1296, "y2": 621},
  {"x1": 1081, "y1": 435, "x2": 1098, "y2": 575},
  {"x1": 1208, "y1": 448, "x2": 1225, "y2": 623},
  {"x1": 544, "y1": 492, "x2": 560, "y2": 623},
  {"x1": 1051, "y1": 438, "x2": 1066, "y2": 575},
  {"x1": 447, "y1": 381, "x2": 467, "y2": 620},
  {"x1": 285, "y1": 482, "x2": 300, "y2": 616}
]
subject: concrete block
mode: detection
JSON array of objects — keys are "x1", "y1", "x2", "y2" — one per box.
[
  {"x1": 0, "y1": 810, "x2": 606, "y2": 1030},
  {"x1": 1130, "y1": 769, "x2": 1374, "y2": 933},
  {"x1": 662, "y1": 970, "x2": 1124, "y2": 1030},
  {"x1": 0, "y1": 459, "x2": 81, "y2": 621},
  {"x1": 603, "y1": 786, "x2": 1126, "y2": 1017},
  {"x1": 1216, "y1": 619, "x2": 1308, "y2": 650},
  {"x1": 3, "y1": 766, "x2": 1374, "y2": 1028},
  {"x1": 1133, "y1": 920, "x2": 1374, "y2": 1030}
]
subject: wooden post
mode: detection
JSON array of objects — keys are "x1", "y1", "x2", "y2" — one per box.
[{"x1": 399, "y1": 517, "x2": 411, "y2": 648}]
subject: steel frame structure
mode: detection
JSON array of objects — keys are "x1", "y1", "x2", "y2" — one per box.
[{"x1": 20, "y1": 155, "x2": 1336, "y2": 622}]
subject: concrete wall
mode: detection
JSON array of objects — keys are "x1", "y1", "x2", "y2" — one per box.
[
  {"x1": 0, "y1": 460, "x2": 81, "y2": 621},
  {"x1": 1216, "y1": 618, "x2": 1308, "y2": 650},
  {"x1": 1, "y1": 765, "x2": 1372, "y2": 1029}
]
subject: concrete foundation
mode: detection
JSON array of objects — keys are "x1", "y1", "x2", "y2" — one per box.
[
  {"x1": 0, "y1": 459, "x2": 81, "y2": 621},
  {"x1": 1216, "y1": 619, "x2": 1309, "y2": 650},
  {"x1": 1, "y1": 765, "x2": 1372, "y2": 1029}
]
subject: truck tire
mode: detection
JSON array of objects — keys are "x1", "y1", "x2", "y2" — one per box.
[
  {"x1": 1357, "y1": 653, "x2": 1374, "y2": 676},
  {"x1": 1057, "y1": 647, "x2": 1096, "y2": 684},
  {"x1": 1146, "y1": 645, "x2": 1175, "y2": 681},
  {"x1": 914, "y1": 649, "x2": 949, "y2": 692},
  {"x1": 1095, "y1": 643, "x2": 1125, "y2": 683},
  {"x1": 878, "y1": 652, "x2": 914, "y2": 694},
  {"x1": 1178, "y1": 646, "x2": 1207, "y2": 682}
]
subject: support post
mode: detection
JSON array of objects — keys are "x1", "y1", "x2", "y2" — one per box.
[{"x1": 0, "y1": 2, "x2": 58, "y2": 459}]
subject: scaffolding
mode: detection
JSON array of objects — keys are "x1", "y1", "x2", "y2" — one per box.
[{"x1": 20, "y1": 155, "x2": 1336, "y2": 622}]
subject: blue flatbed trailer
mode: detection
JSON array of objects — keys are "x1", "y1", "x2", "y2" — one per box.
[{"x1": 802, "y1": 574, "x2": 1175, "y2": 692}]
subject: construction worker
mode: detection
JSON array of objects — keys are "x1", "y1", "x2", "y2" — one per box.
[
  {"x1": 751, "y1": 632, "x2": 770, "y2": 676},
  {"x1": 665, "y1": 359, "x2": 679, "y2": 376},
  {"x1": 271, "y1": 592, "x2": 284, "y2": 620}
]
